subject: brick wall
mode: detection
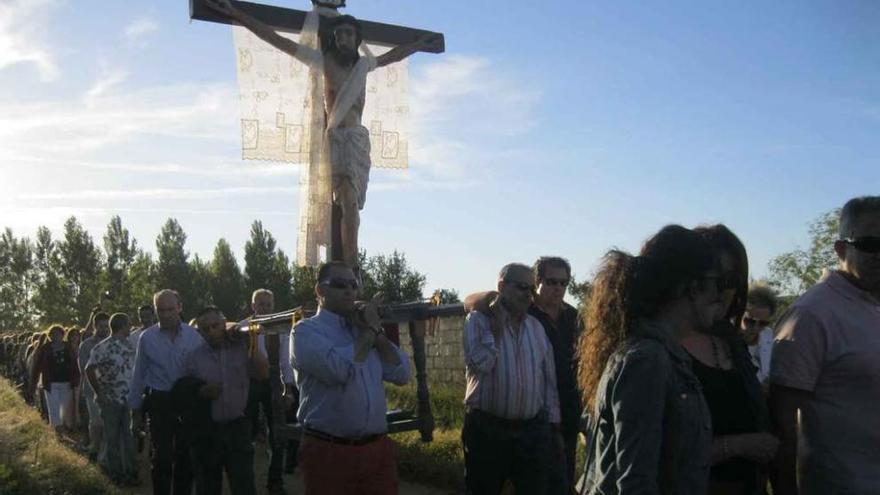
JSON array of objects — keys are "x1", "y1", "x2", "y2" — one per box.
[{"x1": 398, "y1": 315, "x2": 467, "y2": 388}]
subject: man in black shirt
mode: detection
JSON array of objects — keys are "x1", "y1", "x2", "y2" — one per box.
[{"x1": 529, "y1": 257, "x2": 582, "y2": 494}]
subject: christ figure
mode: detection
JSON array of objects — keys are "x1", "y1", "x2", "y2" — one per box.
[{"x1": 207, "y1": 0, "x2": 442, "y2": 269}]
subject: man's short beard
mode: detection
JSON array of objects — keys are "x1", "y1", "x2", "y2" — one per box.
[{"x1": 329, "y1": 45, "x2": 359, "y2": 66}]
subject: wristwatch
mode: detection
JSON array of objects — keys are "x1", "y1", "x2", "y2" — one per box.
[{"x1": 371, "y1": 325, "x2": 386, "y2": 337}]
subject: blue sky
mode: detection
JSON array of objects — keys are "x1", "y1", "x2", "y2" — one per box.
[{"x1": 1, "y1": 0, "x2": 878, "y2": 298}]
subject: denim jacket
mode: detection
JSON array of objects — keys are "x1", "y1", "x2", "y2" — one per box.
[{"x1": 581, "y1": 320, "x2": 712, "y2": 495}]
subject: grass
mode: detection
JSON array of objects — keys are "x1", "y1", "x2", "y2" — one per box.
[
  {"x1": 386, "y1": 381, "x2": 466, "y2": 491},
  {"x1": 0, "y1": 377, "x2": 120, "y2": 495}
]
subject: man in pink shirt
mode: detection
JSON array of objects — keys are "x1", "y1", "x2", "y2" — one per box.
[{"x1": 770, "y1": 196, "x2": 880, "y2": 495}]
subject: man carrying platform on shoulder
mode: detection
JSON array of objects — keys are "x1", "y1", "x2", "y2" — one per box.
[{"x1": 290, "y1": 261, "x2": 411, "y2": 494}]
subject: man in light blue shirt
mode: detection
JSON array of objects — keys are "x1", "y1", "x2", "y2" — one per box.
[
  {"x1": 128, "y1": 289, "x2": 203, "y2": 495},
  {"x1": 291, "y1": 261, "x2": 411, "y2": 494}
]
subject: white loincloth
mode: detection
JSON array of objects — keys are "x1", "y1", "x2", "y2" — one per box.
[{"x1": 329, "y1": 125, "x2": 371, "y2": 210}]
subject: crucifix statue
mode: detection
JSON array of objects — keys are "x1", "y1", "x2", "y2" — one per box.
[{"x1": 194, "y1": 0, "x2": 444, "y2": 271}]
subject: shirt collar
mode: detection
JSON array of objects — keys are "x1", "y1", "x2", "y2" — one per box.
[
  {"x1": 316, "y1": 307, "x2": 350, "y2": 328},
  {"x1": 822, "y1": 269, "x2": 880, "y2": 306}
]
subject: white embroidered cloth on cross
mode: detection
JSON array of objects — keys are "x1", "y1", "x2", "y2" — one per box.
[{"x1": 231, "y1": 7, "x2": 409, "y2": 266}]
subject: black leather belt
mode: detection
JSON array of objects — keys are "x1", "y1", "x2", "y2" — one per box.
[
  {"x1": 467, "y1": 408, "x2": 545, "y2": 430},
  {"x1": 304, "y1": 427, "x2": 384, "y2": 446}
]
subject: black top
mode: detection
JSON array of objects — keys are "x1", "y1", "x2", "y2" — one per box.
[
  {"x1": 529, "y1": 302, "x2": 582, "y2": 435},
  {"x1": 48, "y1": 346, "x2": 72, "y2": 383},
  {"x1": 688, "y1": 355, "x2": 758, "y2": 484}
]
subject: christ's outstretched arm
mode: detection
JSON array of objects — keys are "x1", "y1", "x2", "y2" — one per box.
[
  {"x1": 207, "y1": 0, "x2": 306, "y2": 59},
  {"x1": 376, "y1": 33, "x2": 443, "y2": 68}
]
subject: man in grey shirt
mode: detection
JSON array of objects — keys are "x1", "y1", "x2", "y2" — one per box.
[
  {"x1": 79, "y1": 311, "x2": 110, "y2": 461},
  {"x1": 185, "y1": 306, "x2": 268, "y2": 495},
  {"x1": 770, "y1": 196, "x2": 880, "y2": 495}
]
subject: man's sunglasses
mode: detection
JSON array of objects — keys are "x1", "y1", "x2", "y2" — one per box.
[
  {"x1": 504, "y1": 280, "x2": 536, "y2": 293},
  {"x1": 842, "y1": 237, "x2": 880, "y2": 254},
  {"x1": 320, "y1": 278, "x2": 359, "y2": 290},
  {"x1": 542, "y1": 278, "x2": 570, "y2": 288},
  {"x1": 742, "y1": 316, "x2": 771, "y2": 327}
]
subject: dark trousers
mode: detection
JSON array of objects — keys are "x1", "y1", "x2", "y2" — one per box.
[
  {"x1": 462, "y1": 410, "x2": 551, "y2": 495},
  {"x1": 546, "y1": 428, "x2": 578, "y2": 495},
  {"x1": 245, "y1": 379, "x2": 284, "y2": 487},
  {"x1": 191, "y1": 418, "x2": 256, "y2": 495},
  {"x1": 284, "y1": 387, "x2": 300, "y2": 471},
  {"x1": 147, "y1": 391, "x2": 193, "y2": 495}
]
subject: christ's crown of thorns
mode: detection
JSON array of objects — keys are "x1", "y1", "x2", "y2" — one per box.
[{"x1": 312, "y1": 0, "x2": 345, "y2": 8}]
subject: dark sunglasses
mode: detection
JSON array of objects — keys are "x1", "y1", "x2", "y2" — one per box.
[
  {"x1": 742, "y1": 316, "x2": 771, "y2": 327},
  {"x1": 504, "y1": 280, "x2": 536, "y2": 293},
  {"x1": 702, "y1": 273, "x2": 739, "y2": 292},
  {"x1": 842, "y1": 237, "x2": 880, "y2": 254},
  {"x1": 320, "y1": 278, "x2": 359, "y2": 290},
  {"x1": 542, "y1": 278, "x2": 570, "y2": 288}
]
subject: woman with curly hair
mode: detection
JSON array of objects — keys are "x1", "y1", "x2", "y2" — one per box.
[{"x1": 578, "y1": 225, "x2": 724, "y2": 495}]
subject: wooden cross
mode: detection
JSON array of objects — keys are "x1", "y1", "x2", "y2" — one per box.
[
  {"x1": 190, "y1": 0, "x2": 445, "y2": 53},
  {"x1": 189, "y1": 0, "x2": 444, "y2": 444}
]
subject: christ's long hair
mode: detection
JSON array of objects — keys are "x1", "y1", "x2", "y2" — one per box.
[
  {"x1": 576, "y1": 225, "x2": 716, "y2": 410},
  {"x1": 320, "y1": 15, "x2": 363, "y2": 58}
]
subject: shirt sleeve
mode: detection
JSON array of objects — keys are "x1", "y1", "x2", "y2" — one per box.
[
  {"x1": 127, "y1": 335, "x2": 148, "y2": 409},
  {"x1": 291, "y1": 322, "x2": 358, "y2": 387},
  {"x1": 279, "y1": 333, "x2": 295, "y2": 385},
  {"x1": 381, "y1": 343, "x2": 412, "y2": 385},
  {"x1": 770, "y1": 306, "x2": 826, "y2": 392},
  {"x1": 610, "y1": 346, "x2": 670, "y2": 495},
  {"x1": 463, "y1": 312, "x2": 498, "y2": 374}
]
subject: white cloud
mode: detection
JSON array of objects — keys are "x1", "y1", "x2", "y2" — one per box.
[
  {"x1": 12, "y1": 156, "x2": 299, "y2": 178},
  {"x1": 85, "y1": 66, "x2": 128, "y2": 102},
  {"x1": 0, "y1": 80, "x2": 239, "y2": 156},
  {"x1": 0, "y1": 0, "x2": 61, "y2": 81},
  {"x1": 408, "y1": 55, "x2": 542, "y2": 181},
  {"x1": 124, "y1": 18, "x2": 159, "y2": 41},
  {"x1": 22, "y1": 186, "x2": 297, "y2": 201}
]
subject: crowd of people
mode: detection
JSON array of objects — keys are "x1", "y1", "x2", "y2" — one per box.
[
  {"x1": 0, "y1": 290, "x2": 300, "y2": 495},
  {"x1": 1, "y1": 194, "x2": 878, "y2": 495}
]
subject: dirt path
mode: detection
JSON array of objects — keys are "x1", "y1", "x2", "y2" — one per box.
[{"x1": 123, "y1": 437, "x2": 457, "y2": 495}]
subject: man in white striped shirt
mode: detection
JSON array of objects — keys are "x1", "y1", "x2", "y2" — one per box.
[{"x1": 462, "y1": 263, "x2": 561, "y2": 495}]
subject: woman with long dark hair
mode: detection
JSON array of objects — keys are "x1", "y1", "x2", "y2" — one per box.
[
  {"x1": 680, "y1": 225, "x2": 778, "y2": 495},
  {"x1": 578, "y1": 225, "x2": 725, "y2": 494},
  {"x1": 32, "y1": 324, "x2": 81, "y2": 433}
]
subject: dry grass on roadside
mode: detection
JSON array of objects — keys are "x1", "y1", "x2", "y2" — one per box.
[{"x1": 0, "y1": 378, "x2": 119, "y2": 495}]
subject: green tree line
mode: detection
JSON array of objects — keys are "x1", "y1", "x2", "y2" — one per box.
[{"x1": 0, "y1": 216, "x2": 448, "y2": 332}]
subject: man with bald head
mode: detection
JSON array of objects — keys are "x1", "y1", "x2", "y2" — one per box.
[
  {"x1": 462, "y1": 263, "x2": 561, "y2": 494},
  {"x1": 129, "y1": 289, "x2": 204, "y2": 495}
]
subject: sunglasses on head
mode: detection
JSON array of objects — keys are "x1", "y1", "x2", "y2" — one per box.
[
  {"x1": 542, "y1": 278, "x2": 570, "y2": 288},
  {"x1": 842, "y1": 237, "x2": 880, "y2": 254},
  {"x1": 743, "y1": 316, "x2": 771, "y2": 327},
  {"x1": 320, "y1": 278, "x2": 359, "y2": 290},
  {"x1": 504, "y1": 280, "x2": 535, "y2": 293}
]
